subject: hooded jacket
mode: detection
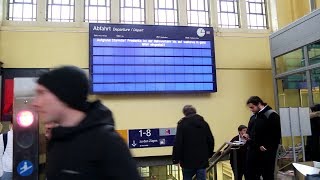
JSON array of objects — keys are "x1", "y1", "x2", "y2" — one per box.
[
  {"x1": 172, "y1": 114, "x2": 214, "y2": 169},
  {"x1": 46, "y1": 101, "x2": 141, "y2": 180}
]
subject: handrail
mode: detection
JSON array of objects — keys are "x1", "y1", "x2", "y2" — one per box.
[{"x1": 192, "y1": 141, "x2": 244, "y2": 180}]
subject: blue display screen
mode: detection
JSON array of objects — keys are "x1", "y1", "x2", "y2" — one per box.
[{"x1": 89, "y1": 24, "x2": 217, "y2": 93}]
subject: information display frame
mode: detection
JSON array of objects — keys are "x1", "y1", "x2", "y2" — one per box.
[{"x1": 89, "y1": 23, "x2": 217, "y2": 94}]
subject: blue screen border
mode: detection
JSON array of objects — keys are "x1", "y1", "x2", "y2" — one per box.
[{"x1": 89, "y1": 23, "x2": 217, "y2": 94}]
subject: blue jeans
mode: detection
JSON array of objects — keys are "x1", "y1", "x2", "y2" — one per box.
[
  {"x1": 2, "y1": 171, "x2": 12, "y2": 180},
  {"x1": 182, "y1": 168, "x2": 206, "y2": 180}
]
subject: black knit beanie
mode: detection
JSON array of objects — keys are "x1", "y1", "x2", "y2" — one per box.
[{"x1": 37, "y1": 66, "x2": 89, "y2": 112}]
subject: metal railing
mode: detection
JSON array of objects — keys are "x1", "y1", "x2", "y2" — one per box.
[{"x1": 192, "y1": 141, "x2": 244, "y2": 180}]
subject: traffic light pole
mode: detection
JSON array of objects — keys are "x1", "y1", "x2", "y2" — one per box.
[{"x1": 13, "y1": 78, "x2": 39, "y2": 180}]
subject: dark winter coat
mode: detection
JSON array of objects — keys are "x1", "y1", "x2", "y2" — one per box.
[
  {"x1": 247, "y1": 105, "x2": 281, "y2": 152},
  {"x1": 172, "y1": 114, "x2": 214, "y2": 169},
  {"x1": 229, "y1": 135, "x2": 248, "y2": 170},
  {"x1": 46, "y1": 101, "x2": 141, "y2": 180},
  {"x1": 306, "y1": 111, "x2": 320, "y2": 161}
]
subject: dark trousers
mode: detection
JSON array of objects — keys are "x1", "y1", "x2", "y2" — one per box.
[
  {"x1": 246, "y1": 148, "x2": 277, "y2": 180},
  {"x1": 182, "y1": 168, "x2": 206, "y2": 180},
  {"x1": 232, "y1": 168, "x2": 246, "y2": 180},
  {"x1": 308, "y1": 136, "x2": 320, "y2": 161}
]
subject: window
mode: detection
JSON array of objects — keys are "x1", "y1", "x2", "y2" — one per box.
[
  {"x1": 47, "y1": 0, "x2": 75, "y2": 22},
  {"x1": 246, "y1": 0, "x2": 267, "y2": 29},
  {"x1": 187, "y1": 0, "x2": 210, "y2": 27},
  {"x1": 154, "y1": 0, "x2": 178, "y2": 25},
  {"x1": 217, "y1": 0, "x2": 239, "y2": 28},
  {"x1": 120, "y1": 0, "x2": 145, "y2": 24},
  {"x1": 275, "y1": 48, "x2": 304, "y2": 74},
  {"x1": 138, "y1": 167, "x2": 150, "y2": 178},
  {"x1": 85, "y1": 0, "x2": 111, "y2": 23},
  {"x1": 308, "y1": 40, "x2": 320, "y2": 65},
  {"x1": 7, "y1": 0, "x2": 37, "y2": 21}
]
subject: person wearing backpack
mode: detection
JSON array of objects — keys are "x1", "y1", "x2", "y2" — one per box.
[
  {"x1": 1, "y1": 120, "x2": 13, "y2": 180},
  {"x1": 243, "y1": 96, "x2": 281, "y2": 180}
]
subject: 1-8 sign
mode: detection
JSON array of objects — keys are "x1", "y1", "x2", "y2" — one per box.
[
  {"x1": 139, "y1": 129, "x2": 152, "y2": 137},
  {"x1": 129, "y1": 129, "x2": 159, "y2": 148}
]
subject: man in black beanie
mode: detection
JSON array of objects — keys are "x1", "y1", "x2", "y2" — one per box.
[{"x1": 32, "y1": 65, "x2": 141, "y2": 180}]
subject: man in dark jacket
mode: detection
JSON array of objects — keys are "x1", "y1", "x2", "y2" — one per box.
[
  {"x1": 32, "y1": 66, "x2": 141, "y2": 180},
  {"x1": 306, "y1": 104, "x2": 320, "y2": 161},
  {"x1": 244, "y1": 96, "x2": 281, "y2": 180},
  {"x1": 229, "y1": 125, "x2": 248, "y2": 180},
  {"x1": 172, "y1": 105, "x2": 214, "y2": 180}
]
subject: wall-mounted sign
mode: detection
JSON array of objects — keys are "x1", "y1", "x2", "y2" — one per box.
[{"x1": 128, "y1": 128, "x2": 176, "y2": 148}]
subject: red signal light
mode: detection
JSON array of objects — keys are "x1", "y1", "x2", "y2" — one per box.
[{"x1": 16, "y1": 111, "x2": 34, "y2": 127}]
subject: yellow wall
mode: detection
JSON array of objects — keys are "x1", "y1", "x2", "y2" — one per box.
[
  {"x1": 0, "y1": 28, "x2": 274, "y2": 156},
  {"x1": 277, "y1": 0, "x2": 311, "y2": 28},
  {"x1": 0, "y1": 29, "x2": 88, "y2": 68},
  {"x1": 1, "y1": 30, "x2": 272, "y2": 69}
]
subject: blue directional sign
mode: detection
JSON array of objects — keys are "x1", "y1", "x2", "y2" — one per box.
[
  {"x1": 17, "y1": 160, "x2": 33, "y2": 176},
  {"x1": 129, "y1": 128, "x2": 176, "y2": 148}
]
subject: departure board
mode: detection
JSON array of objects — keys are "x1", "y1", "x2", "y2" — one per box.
[{"x1": 89, "y1": 23, "x2": 216, "y2": 93}]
